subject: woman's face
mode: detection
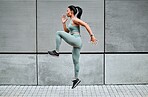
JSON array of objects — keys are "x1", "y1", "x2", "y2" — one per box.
[{"x1": 66, "y1": 8, "x2": 72, "y2": 17}]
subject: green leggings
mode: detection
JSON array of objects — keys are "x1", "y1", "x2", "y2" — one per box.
[{"x1": 56, "y1": 31, "x2": 82, "y2": 78}]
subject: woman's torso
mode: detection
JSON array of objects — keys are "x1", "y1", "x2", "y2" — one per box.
[{"x1": 67, "y1": 20, "x2": 80, "y2": 35}]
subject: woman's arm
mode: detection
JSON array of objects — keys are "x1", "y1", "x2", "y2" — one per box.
[
  {"x1": 73, "y1": 18, "x2": 93, "y2": 36},
  {"x1": 62, "y1": 23, "x2": 69, "y2": 33},
  {"x1": 61, "y1": 15, "x2": 69, "y2": 33},
  {"x1": 73, "y1": 18, "x2": 97, "y2": 43}
]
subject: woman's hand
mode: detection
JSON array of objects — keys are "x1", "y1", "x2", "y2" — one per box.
[
  {"x1": 61, "y1": 15, "x2": 68, "y2": 24},
  {"x1": 90, "y1": 35, "x2": 98, "y2": 45}
]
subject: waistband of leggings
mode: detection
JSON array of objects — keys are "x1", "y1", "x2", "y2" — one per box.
[
  {"x1": 71, "y1": 32, "x2": 80, "y2": 34},
  {"x1": 71, "y1": 33, "x2": 81, "y2": 37}
]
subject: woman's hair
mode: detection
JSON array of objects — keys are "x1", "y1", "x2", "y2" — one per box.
[{"x1": 68, "y1": 5, "x2": 83, "y2": 19}]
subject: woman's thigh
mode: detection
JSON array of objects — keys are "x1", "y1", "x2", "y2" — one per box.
[{"x1": 57, "y1": 31, "x2": 82, "y2": 47}]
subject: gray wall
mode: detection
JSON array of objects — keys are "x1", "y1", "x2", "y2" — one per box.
[
  {"x1": 106, "y1": 54, "x2": 148, "y2": 84},
  {"x1": 0, "y1": 54, "x2": 36, "y2": 85},
  {"x1": 105, "y1": 0, "x2": 148, "y2": 84},
  {"x1": 0, "y1": 0, "x2": 36, "y2": 52},
  {"x1": 106, "y1": 0, "x2": 148, "y2": 52},
  {"x1": 0, "y1": 0, "x2": 148, "y2": 85}
]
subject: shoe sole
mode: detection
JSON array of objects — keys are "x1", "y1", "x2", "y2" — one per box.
[
  {"x1": 72, "y1": 80, "x2": 81, "y2": 89},
  {"x1": 48, "y1": 52, "x2": 59, "y2": 57}
]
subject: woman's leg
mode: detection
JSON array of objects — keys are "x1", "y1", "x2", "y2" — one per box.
[
  {"x1": 56, "y1": 31, "x2": 81, "y2": 52},
  {"x1": 56, "y1": 31, "x2": 82, "y2": 78},
  {"x1": 72, "y1": 47, "x2": 81, "y2": 79}
]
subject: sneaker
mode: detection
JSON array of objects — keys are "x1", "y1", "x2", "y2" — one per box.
[
  {"x1": 71, "y1": 78, "x2": 81, "y2": 89},
  {"x1": 48, "y1": 50, "x2": 59, "y2": 57}
]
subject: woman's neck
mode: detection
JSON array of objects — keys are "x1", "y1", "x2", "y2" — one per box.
[{"x1": 70, "y1": 15, "x2": 75, "y2": 19}]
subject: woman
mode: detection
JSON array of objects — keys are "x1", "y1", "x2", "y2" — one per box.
[{"x1": 48, "y1": 5, "x2": 97, "y2": 89}]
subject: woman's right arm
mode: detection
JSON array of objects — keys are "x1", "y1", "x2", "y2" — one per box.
[
  {"x1": 62, "y1": 23, "x2": 69, "y2": 33},
  {"x1": 62, "y1": 15, "x2": 69, "y2": 33}
]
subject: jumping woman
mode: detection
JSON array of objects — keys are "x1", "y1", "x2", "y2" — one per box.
[{"x1": 48, "y1": 5, "x2": 97, "y2": 89}]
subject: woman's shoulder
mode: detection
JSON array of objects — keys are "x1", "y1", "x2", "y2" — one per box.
[
  {"x1": 72, "y1": 17, "x2": 82, "y2": 24},
  {"x1": 72, "y1": 17, "x2": 80, "y2": 21}
]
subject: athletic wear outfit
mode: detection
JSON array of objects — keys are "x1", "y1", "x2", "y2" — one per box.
[{"x1": 48, "y1": 19, "x2": 82, "y2": 89}]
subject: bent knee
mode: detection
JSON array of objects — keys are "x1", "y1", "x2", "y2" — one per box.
[
  {"x1": 74, "y1": 62, "x2": 79, "y2": 65},
  {"x1": 73, "y1": 60, "x2": 79, "y2": 65},
  {"x1": 75, "y1": 65, "x2": 79, "y2": 72},
  {"x1": 56, "y1": 31, "x2": 65, "y2": 35},
  {"x1": 56, "y1": 31, "x2": 61, "y2": 35},
  {"x1": 76, "y1": 69, "x2": 79, "y2": 73}
]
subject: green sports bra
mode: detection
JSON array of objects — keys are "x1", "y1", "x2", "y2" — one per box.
[{"x1": 67, "y1": 20, "x2": 80, "y2": 34}]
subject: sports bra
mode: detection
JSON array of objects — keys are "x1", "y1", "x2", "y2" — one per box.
[{"x1": 67, "y1": 20, "x2": 80, "y2": 35}]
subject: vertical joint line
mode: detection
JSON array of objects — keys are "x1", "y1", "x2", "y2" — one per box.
[
  {"x1": 103, "y1": 0, "x2": 106, "y2": 85},
  {"x1": 36, "y1": 0, "x2": 38, "y2": 85}
]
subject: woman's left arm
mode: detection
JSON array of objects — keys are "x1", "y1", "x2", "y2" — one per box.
[{"x1": 73, "y1": 18, "x2": 97, "y2": 43}]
